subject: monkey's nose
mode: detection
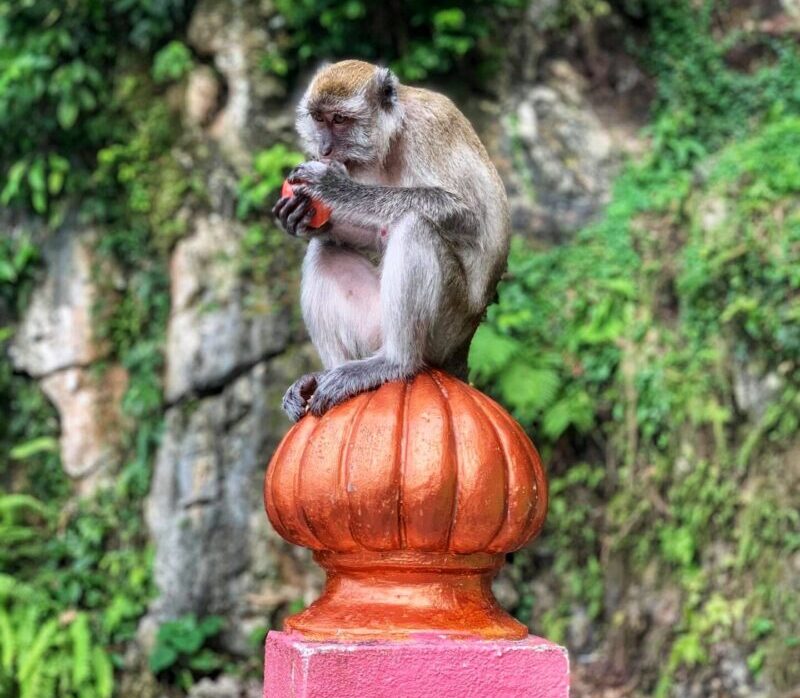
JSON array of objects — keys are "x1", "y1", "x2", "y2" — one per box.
[{"x1": 321, "y1": 143, "x2": 333, "y2": 156}]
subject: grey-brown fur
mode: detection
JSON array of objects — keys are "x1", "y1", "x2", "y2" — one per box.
[{"x1": 273, "y1": 60, "x2": 509, "y2": 421}]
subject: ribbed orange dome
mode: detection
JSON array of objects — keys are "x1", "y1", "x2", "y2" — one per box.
[
  {"x1": 263, "y1": 369, "x2": 548, "y2": 640},
  {"x1": 265, "y1": 369, "x2": 546, "y2": 554}
]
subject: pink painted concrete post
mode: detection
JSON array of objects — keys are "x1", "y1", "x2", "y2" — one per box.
[
  {"x1": 263, "y1": 373, "x2": 569, "y2": 696},
  {"x1": 264, "y1": 632, "x2": 569, "y2": 698}
]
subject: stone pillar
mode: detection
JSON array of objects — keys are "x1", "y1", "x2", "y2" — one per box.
[{"x1": 262, "y1": 369, "x2": 569, "y2": 697}]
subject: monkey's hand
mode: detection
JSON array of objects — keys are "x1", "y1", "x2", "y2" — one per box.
[
  {"x1": 272, "y1": 190, "x2": 328, "y2": 239},
  {"x1": 287, "y1": 160, "x2": 348, "y2": 204},
  {"x1": 282, "y1": 372, "x2": 322, "y2": 422}
]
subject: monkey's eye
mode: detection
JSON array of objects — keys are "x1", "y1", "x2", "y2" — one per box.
[
  {"x1": 312, "y1": 113, "x2": 324, "y2": 122},
  {"x1": 332, "y1": 113, "x2": 346, "y2": 124}
]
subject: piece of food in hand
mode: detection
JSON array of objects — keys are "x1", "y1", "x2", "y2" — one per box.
[{"x1": 281, "y1": 180, "x2": 331, "y2": 228}]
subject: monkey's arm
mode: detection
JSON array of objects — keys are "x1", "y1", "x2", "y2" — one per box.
[{"x1": 288, "y1": 162, "x2": 475, "y2": 241}]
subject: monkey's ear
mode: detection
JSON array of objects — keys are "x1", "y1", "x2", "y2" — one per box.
[{"x1": 374, "y1": 67, "x2": 398, "y2": 109}]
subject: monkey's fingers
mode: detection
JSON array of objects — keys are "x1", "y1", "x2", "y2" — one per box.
[
  {"x1": 272, "y1": 196, "x2": 291, "y2": 218},
  {"x1": 287, "y1": 197, "x2": 313, "y2": 235},
  {"x1": 279, "y1": 194, "x2": 310, "y2": 235},
  {"x1": 288, "y1": 160, "x2": 331, "y2": 187},
  {"x1": 288, "y1": 184, "x2": 312, "y2": 200},
  {"x1": 295, "y1": 207, "x2": 320, "y2": 237}
]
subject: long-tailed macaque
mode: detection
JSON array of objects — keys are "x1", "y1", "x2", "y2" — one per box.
[{"x1": 273, "y1": 60, "x2": 509, "y2": 421}]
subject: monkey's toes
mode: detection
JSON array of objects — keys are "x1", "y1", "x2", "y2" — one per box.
[
  {"x1": 281, "y1": 373, "x2": 320, "y2": 422},
  {"x1": 308, "y1": 384, "x2": 351, "y2": 417},
  {"x1": 281, "y1": 391, "x2": 306, "y2": 422}
]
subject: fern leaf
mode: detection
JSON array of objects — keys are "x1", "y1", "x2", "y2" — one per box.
[
  {"x1": 0, "y1": 608, "x2": 15, "y2": 673},
  {"x1": 18, "y1": 618, "x2": 57, "y2": 684},
  {"x1": 70, "y1": 613, "x2": 91, "y2": 687},
  {"x1": 92, "y1": 645, "x2": 114, "y2": 698}
]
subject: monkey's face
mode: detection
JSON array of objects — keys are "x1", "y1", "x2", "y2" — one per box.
[
  {"x1": 296, "y1": 62, "x2": 402, "y2": 167},
  {"x1": 301, "y1": 106, "x2": 373, "y2": 165}
]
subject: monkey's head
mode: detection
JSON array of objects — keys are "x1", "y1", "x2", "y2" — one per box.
[{"x1": 297, "y1": 60, "x2": 403, "y2": 167}]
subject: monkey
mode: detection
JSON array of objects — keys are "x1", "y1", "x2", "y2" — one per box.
[{"x1": 273, "y1": 59, "x2": 509, "y2": 422}]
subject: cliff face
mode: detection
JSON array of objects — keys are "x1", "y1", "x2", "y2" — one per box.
[
  {"x1": 9, "y1": 0, "x2": 636, "y2": 651},
  {"x1": 4, "y1": 1, "x2": 799, "y2": 696}
]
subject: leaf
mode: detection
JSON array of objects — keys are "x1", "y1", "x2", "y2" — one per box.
[
  {"x1": 433, "y1": 8, "x2": 466, "y2": 31},
  {"x1": 0, "y1": 494, "x2": 49, "y2": 520},
  {"x1": 9, "y1": 437, "x2": 58, "y2": 460},
  {"x1": 18, "y1": 619, "x2": 57, "y2": 683},
  {"x1": 92, "y1": 646, "x2": 114, "y2": 698},
  {"x1": 152, "y1": 41, "x2": 193, "y2": 84},
  {"x1": 542, "y1": 391, "x2": 595, "y2": 440},
  {"x1": 31, "y1": 189, "x2": 46, "y2": 214},
  {"x1": 70, "y1": 613, "x2": 91, "y2": 686},
  {"x1": 197, "y1": 615, "x2": 223, "y2": 637},
  {"x1": 187, "y1": 648, "x2": 223, "y2": 673},
  {"x1": 26, "y1": 159, "x2": 46, "y2": 193},
  {"x1": 57, "y1": 100, "x2": 79, "y2": 129},
  {"x1": 468, "y1": 325, "x2": 520, "y2": 378},
  {"x1": 498, "y1": 364, "x2": 561, "y2": 415},
  {"x1": 168, "y1": 625, "x2": 204, "y2": 655},
  {"x1": 0, "y1": 609, "x2": 15, "y2": 673},
  {"x1": 1, "y1": 161, "x2": 27, "y2": 205},
  {"x1": 48, "y1": 170, "x2": 65, "y2": 196},
  {"x1": 148, "y1": 644, "x2": 178, "y2": 674}
]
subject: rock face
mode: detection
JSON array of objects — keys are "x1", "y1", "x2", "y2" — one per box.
[
  {"x1": 499, "y1": 60, "x2": 616, "y2": 242},
  {"x1": 147, "y1": 200, "x2": 319, "y2": 651},
  {"x1": 7, "y1": 0, "x2": 650, "y2": 664},
  {"x1": 164, "y1": 215, "x2": 291, "y2": 404},
  {"x1": 146, "y1": 357, "x2": 313, "y2": 653},
  {"x1": 10, "y1": 230, "x2": 101, "y2": 375},
  {"x1": 10, "y1": 229, "x2": 127, "y2": 493},
  {"x1": 187, "y1": 0, "x2": 289, "y2": 167},
  {"x1": 39, "y1": 366, "x2": 127, "y2": 482}
]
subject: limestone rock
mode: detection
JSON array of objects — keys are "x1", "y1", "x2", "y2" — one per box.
[
  {"x1": 500, "y1": 60, "x2": 616, "y2": 242},
  {"x1": 146, "y1": 354, "x2": 316, "y2": 653},
  {"x1": 188, "y1": 0, "x2": 289, "y2": 168},
  {"x1": 732, "y1": 362, "x2": 782, "y2": 421},
  {"x1": 164, "y1": 215, "x2": 291, "y2": 404},
  {"x1": 40, "y1": 366, "x2": 127, "y2": 491},
  {"x1": 10, "y1": 230, "x2": 101, "y2": 377},
  {"x1": 185, "y1": 65, "x2": 221, "y2": 129},
  {"x1": 189, "y1": 675, "x2": 261, "y2": 698},
  {"x1": 9, "y1": 229, "x2": 127, "y2": 492}
]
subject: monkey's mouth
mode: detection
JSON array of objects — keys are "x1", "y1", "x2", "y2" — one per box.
[{"x1": 322, "y1": 156, "x2": 354, "y2": 173}]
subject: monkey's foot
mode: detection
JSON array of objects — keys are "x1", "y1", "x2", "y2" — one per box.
[
  {"x1": 308, "y1": 357, "x2": 417, "y2": 417},
  {"x1": 282, "y1": 372, "x2": 321, "y2": 422}
]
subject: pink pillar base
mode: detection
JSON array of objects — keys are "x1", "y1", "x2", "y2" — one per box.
[{"x1": 264, "y1": 631, "x2": 570, "y2": 698}]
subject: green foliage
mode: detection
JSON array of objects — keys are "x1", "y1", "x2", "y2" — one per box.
[
  {"x1": 273, "y1": 0, "x2": 527, "y2": 83},
  {"x1": 0, "y1": 0, "x2": 192, "y2": 217},
  {"x1": 642, "y1": 1, "x2": 800, "y2": 165},
  {"x1": 235, "y1": 145, "x2": 307, "y2": 318},
  {"x1": 149, "y1": 615, "x2": 225, "y2": 689},
  {"x1": 0, "y1": 484, "x2": 152, "y2": 698},
  {"x1": 152, "y1": 40, "x2": 194, "y2": 84},
  {"x1": 544, "y1": 0, "x2": 611, "y2": 29},
  {"x1": 1, "y1": 2, "x2": 194, "y2": 696},
  {"x1": 236, "y1": 144, "x2": 304, "y2": 220},
  {"x1": 471, "y1": 3, "x2": 800, "y2": 691},
  {"x1": 0, "y1": 598, "x2": 113, "y2": 698},
  {"x1": 0, "y1": 234, "x2": 40, "y2": 320},
  {"x1": 2, "y1": 0, "x2": 800, "y2": 694}
]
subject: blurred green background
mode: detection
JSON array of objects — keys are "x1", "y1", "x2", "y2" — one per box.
[{"x1": 1, "y1": 1, "x2": 799, "y2": 696}]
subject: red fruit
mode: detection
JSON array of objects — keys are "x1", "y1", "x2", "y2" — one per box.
[{"x1": 281, "y1": 180, "x2": 331, "y2": 228}]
